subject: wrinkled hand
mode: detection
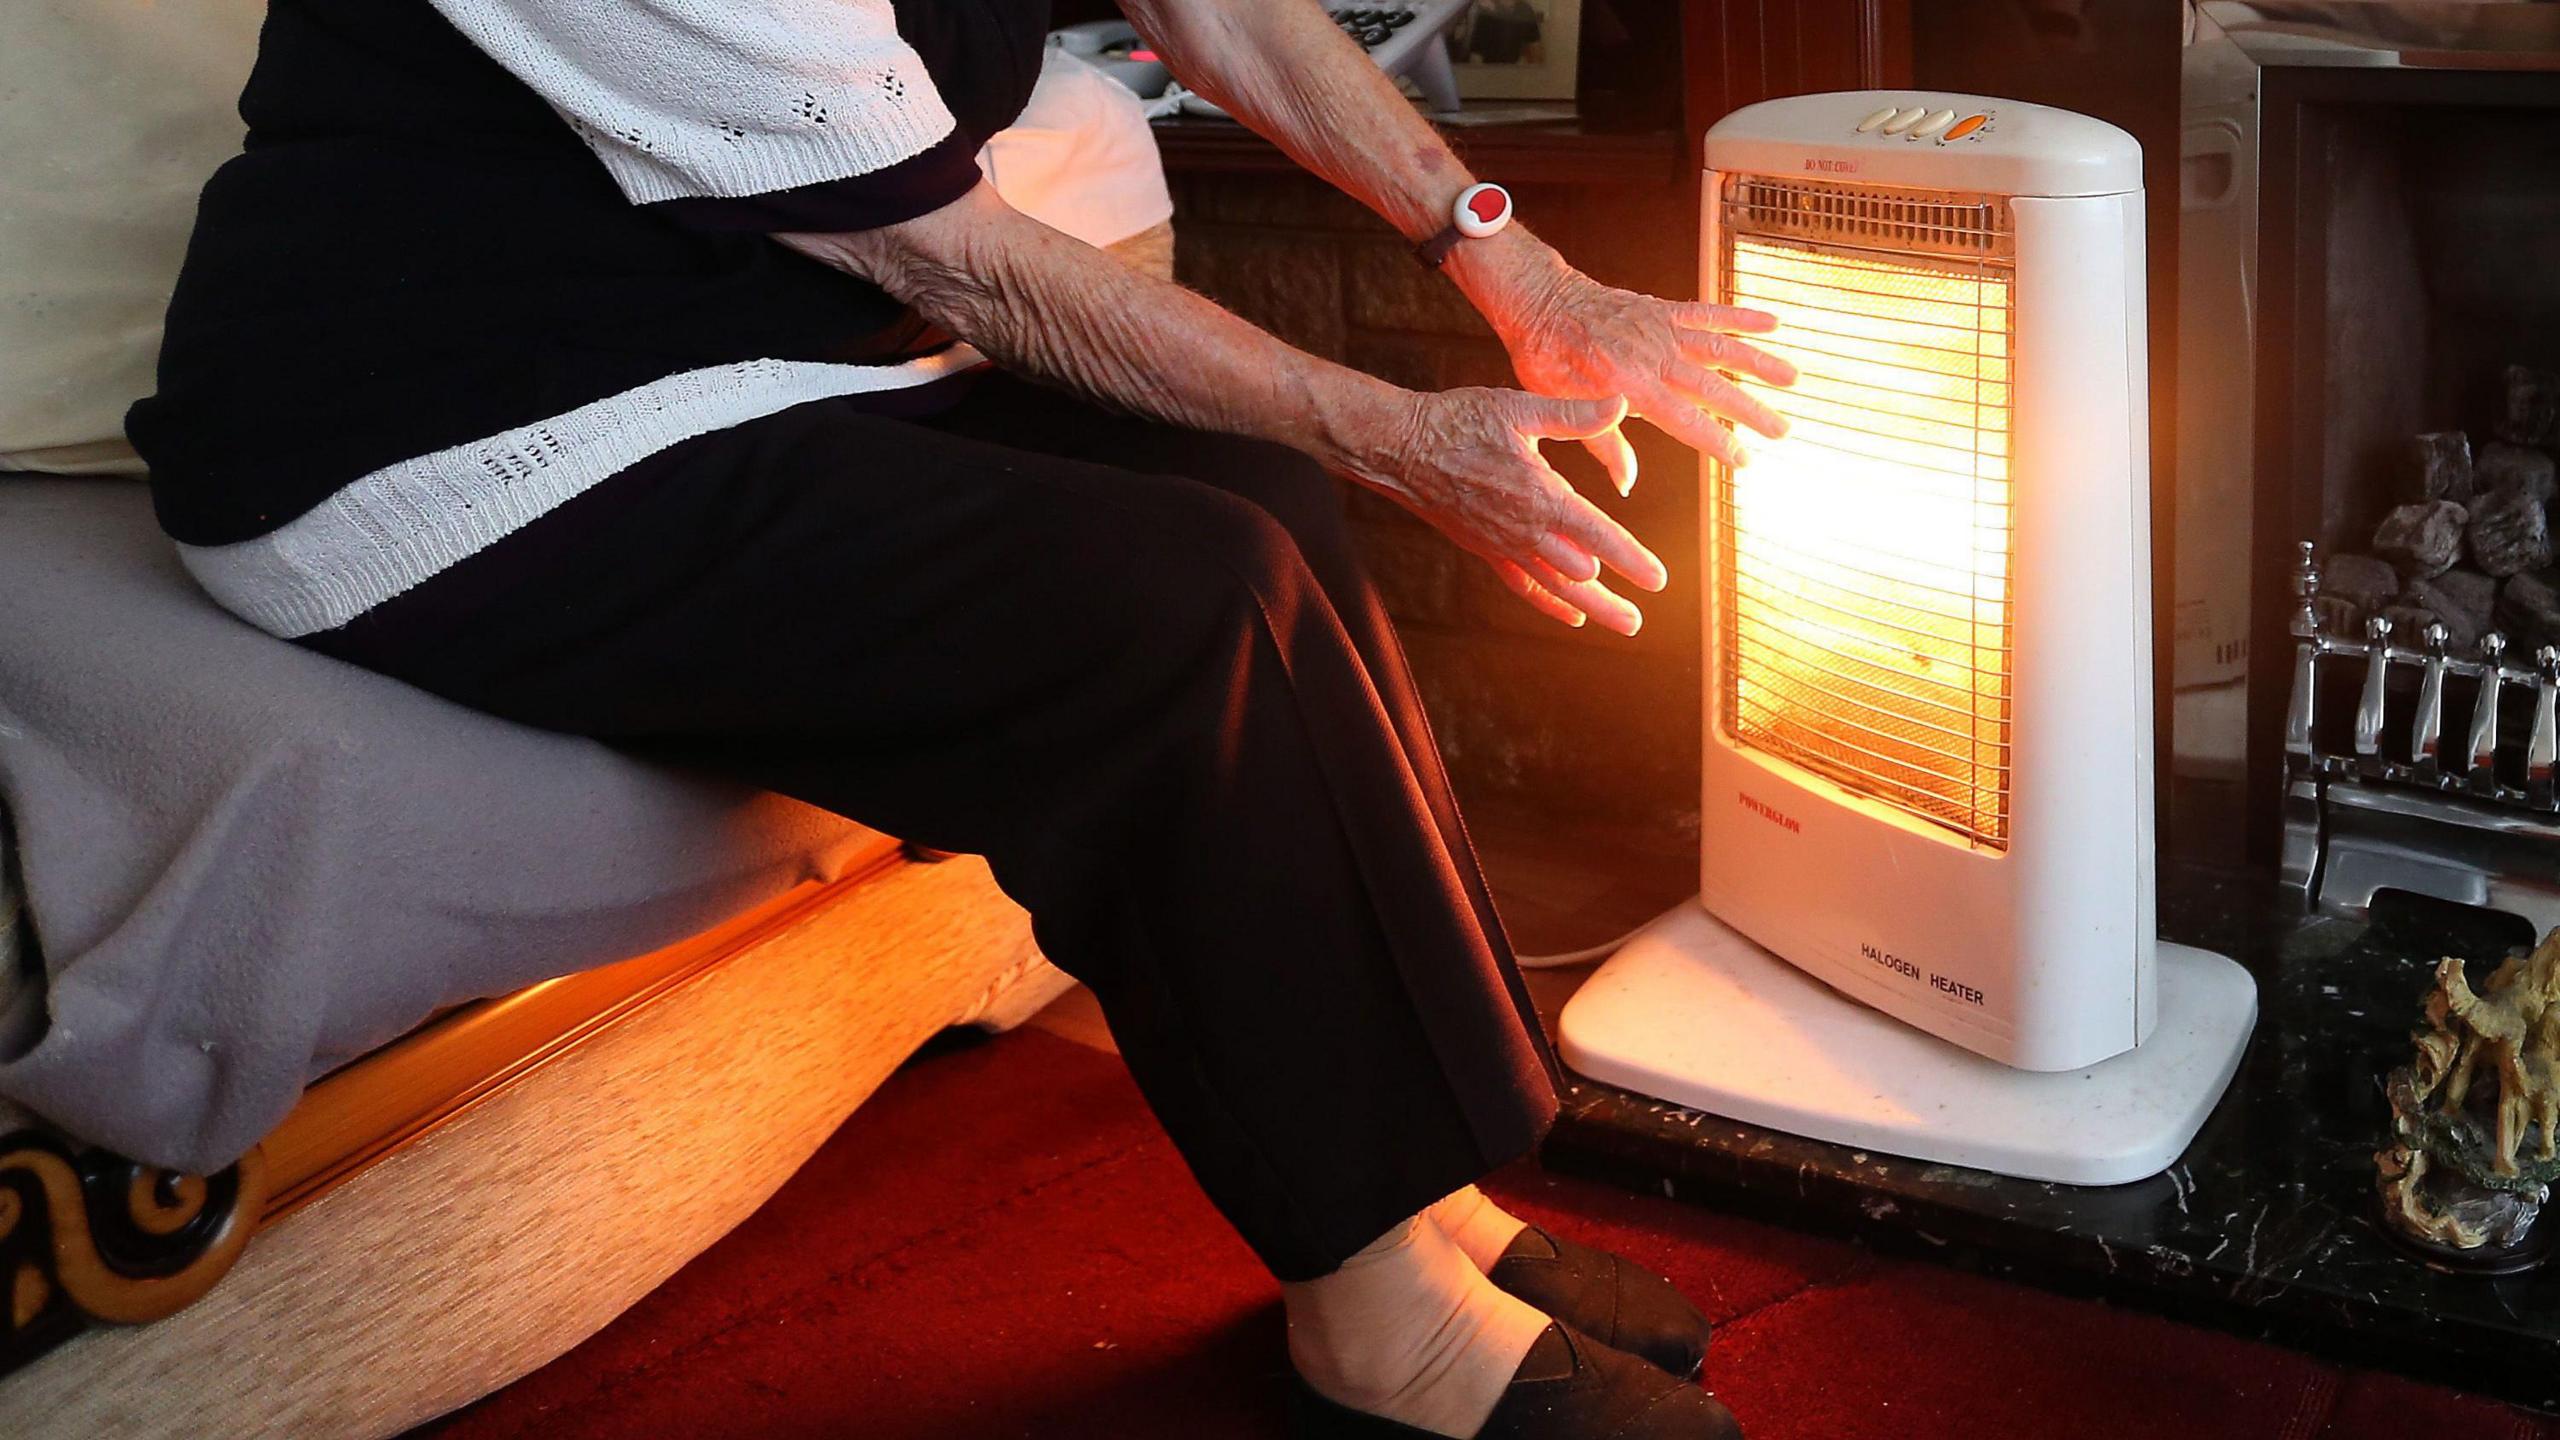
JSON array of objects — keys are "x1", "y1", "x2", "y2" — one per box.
[
  {"x1": 1353, "y1": 387, "x2": 1667, "y2": 635},
  {"x1": 1499, "y1": 269, "x2": 1798, "y2": 491}
]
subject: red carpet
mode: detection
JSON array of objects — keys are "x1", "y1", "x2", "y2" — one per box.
[{"x1": 417, "y1": 1028, "x2": 2550, "y2": 1440}]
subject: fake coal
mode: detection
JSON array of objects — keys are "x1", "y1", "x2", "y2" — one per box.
[
  {"x1": 2479, "y1": 443, "x2": 2558, "y2": 504},
  {"x1": 2497, "y1": 571, "x2": 2560, "y2": 654},
  {"x1": 2407, "y1": 570, "x2": 2497, "y2": 651},
  {"x1": 2375, "y1": 500, "x2": 2469, "y2": 581},
  {"x1": 2319, "y1": 552, "x2": 2401, "y2": 617},
  {"x1": 2413, "y1": 431, "x2": 2475, "y2": 506},
  {"x1": 2468, "y1": 487, "x2": 2555, "y2": 579}
]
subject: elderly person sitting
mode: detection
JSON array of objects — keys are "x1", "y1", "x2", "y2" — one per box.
[{"x1": 130, "y1": 1, "x2": 1792, "y2": 1436}]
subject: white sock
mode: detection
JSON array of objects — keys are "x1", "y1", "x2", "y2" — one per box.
[
  {"x1": 1283, "y1": 1216, "x2": 1554, "y2": 1438},
  {"x1": 1428, "y1": 1186, "x2": 1531, "y2": 1273}
]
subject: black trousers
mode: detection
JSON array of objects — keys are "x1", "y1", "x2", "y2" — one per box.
[{"x1": 301, "y1": 373, "x2": 1560, "y2": 1281}]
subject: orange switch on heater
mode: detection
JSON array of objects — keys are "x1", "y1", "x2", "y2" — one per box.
[{"x1": 1941, "y1": 114, "x2": 1988, "y2": 142}]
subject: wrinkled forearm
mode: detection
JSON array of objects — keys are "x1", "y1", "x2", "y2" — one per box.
[
  {"x1": 783, "y1": 182, "x2": 1670, "y2": 636},
  {"x1": 780, "y1": 183, "x2": 1416, "y2": 487},
  {"x1": 1119, "y1": 0, "x2": 1573, "y2": 343}
]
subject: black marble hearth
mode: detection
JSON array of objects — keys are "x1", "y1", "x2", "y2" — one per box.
[{"x1": 1540, "y1": 868, "x2": 2560, "y2": 1411}]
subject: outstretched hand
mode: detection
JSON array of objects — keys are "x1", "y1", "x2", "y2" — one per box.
[
  {"x1": 1496, "y1": 269, "x2": 1798, "y2": 492},
  {"x1": 1346, "y1": 387, "x2": 1666, "y2": 636}
]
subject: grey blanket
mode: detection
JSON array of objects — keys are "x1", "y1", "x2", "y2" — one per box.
[{"x1": 0, "y1": 479, "x2": 872, "y2": 1169}]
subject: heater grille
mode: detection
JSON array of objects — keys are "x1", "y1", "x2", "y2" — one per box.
[
  {"x1": 1722, "y1": 175, "x2": 2013, "y2": 260},
  {"x1": 1715, "y1": 174, "x2": 2015, "y2": 849}
]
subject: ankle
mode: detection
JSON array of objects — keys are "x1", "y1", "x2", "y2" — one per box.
[
  {"x1": 1429, "y1": 1186, "x2": 1530, "y2": 1273},
  {"x1": 1284, "y1": 1215, "x2": 1550, "y2": 1438},
  {"x1": 1296, "y1": 1288, "x2": 1549, "y2": 1423}
]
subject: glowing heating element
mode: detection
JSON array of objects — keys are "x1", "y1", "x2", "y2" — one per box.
[{"x1": 1715, "y1": 185, "x2": 2016, "y2": 849}]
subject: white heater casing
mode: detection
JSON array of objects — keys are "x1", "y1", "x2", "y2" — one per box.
[
  {"x1": 1700, "y1": 93, "x2": 2154, "y2": 1072},
  {"x1": 1559, "y1": 92, "x2": 2259, "y2": 1185}
]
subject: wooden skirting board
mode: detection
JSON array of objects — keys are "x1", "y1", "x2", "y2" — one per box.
[{"x1": 0, "y1": 830, "x2": 919, "y2": 1383}]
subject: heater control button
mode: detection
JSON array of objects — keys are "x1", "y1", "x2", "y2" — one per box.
[
  {"x1": 1910, "y1": 108, "x2": 1957, "y2": 138},
  {"x1": 1941, "y1": 113, "x2": 1990, "y2": 142},
  {"x1": 1878, "y1": 107, "x2": 1929, "y2": 135},
  {"x1": 1854, "y1": 105, "x2": 1899, "y2": 133}
]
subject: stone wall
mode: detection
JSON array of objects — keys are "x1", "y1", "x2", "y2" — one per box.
[{"x1": 1168, "y1": 169, "x2": 1705, "y2": 857}]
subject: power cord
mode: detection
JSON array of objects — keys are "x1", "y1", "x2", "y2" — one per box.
[{"x1": 1514, "y1": 924, "x2": 1648, "y2": 970}]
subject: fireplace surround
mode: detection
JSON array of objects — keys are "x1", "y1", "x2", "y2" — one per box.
[{"x1": 2169, "y1": 4, "x2": 2560, "y2": 928}]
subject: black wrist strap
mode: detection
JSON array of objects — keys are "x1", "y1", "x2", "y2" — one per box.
[{"x1": 1415, "y1": 225, "x2": 1465, "y2": 269}]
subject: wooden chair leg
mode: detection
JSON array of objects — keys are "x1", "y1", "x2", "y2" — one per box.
[{"x1": 0, "y1": 1132, "x2": 266, "y2": 1380}]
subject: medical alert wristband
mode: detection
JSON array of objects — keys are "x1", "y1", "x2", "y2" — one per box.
[{"x1": 1415, "y1": 182, "x2": 1512, "y2": 269}]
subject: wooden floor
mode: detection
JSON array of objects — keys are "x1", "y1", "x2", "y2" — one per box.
[{"x1": 1031, "y1": 800, "x2": 1693, "y2": 1054}]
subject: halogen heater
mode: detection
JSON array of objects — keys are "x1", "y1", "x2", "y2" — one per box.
[{"x1": 1556, "y1": 93, "x2": 2258, "y2": 1185}]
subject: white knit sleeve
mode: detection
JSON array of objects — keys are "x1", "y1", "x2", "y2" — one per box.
[{"x1": 425, "y1": 0, "x2": 961, "y2": 206}]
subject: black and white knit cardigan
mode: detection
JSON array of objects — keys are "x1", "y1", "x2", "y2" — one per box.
[{"x1": 135, "y1": 0, "x2": 1050, "y2": 637}]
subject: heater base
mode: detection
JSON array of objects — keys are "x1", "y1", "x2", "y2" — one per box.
[{"x1": 1555, "y1": 901, "x2": 2258, "y2": 1186}]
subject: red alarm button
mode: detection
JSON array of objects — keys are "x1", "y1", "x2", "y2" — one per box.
[
  {"x1": 1416, "y1": 183, "x2": 1514, "y2": 267},
  {"x1": 1451, "y1": 182, "x2": 1513, "y2": 239},
  {"x1": 1942, "y1": 113, "x2": 1989, "y2": 141}
]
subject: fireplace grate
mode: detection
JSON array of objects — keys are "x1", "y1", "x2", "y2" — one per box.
[
  {"x1": 2285, "y1": 541, "x2": 2560, "y2": 809},
  {"x1": 1715, "y1": 180, "x2": 2016, "y2": 849}
]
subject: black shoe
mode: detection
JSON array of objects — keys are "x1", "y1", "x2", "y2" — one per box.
[
  {"x1": 1485, "y1": 1226, "x2": 1711, "y2": 1381},
  {"x1": 1289, "y1": 1324, "x2": 1741, "y2": 1439}
]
